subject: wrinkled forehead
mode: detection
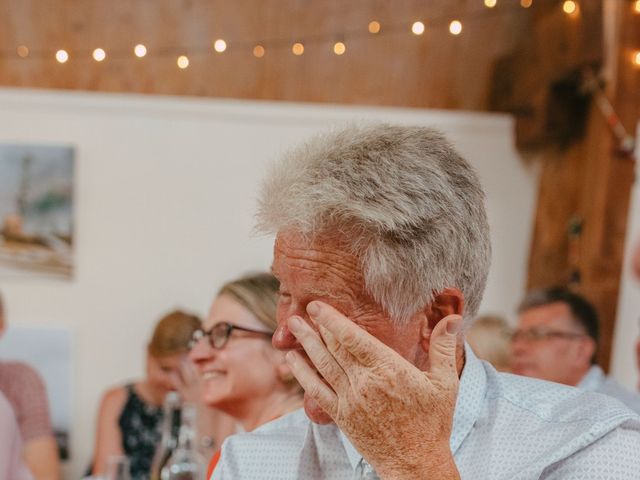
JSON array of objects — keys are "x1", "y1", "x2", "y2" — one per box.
[
  {"x1": 518, "y1": 302, "x2": 580, "y2": 330},
  {"x1": 272, "y1": 230, "x2": 366, "y2": 298}
]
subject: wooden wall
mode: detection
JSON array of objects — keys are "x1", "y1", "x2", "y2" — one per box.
[{"x1": 1, "y1": 0, "x2": 532, "y2": 109}]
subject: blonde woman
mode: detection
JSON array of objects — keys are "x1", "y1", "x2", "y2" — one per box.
[{"x1": 189, "y1": 272, "x2": 303, "y2": 477}]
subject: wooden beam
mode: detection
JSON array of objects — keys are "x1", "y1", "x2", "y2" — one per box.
[{"x1": 526, "y1": 0, "x2": 639, "y2": 370}]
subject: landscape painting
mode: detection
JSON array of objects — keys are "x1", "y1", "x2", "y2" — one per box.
[{"x1": 0, "y1": 144, "x2": 74, "y2": 280}]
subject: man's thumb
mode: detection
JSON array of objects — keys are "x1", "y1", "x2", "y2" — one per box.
[{"x1": 428, "y1": 314, "x2": 462, "y2": 380}]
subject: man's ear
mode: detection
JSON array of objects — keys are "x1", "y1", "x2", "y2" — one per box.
[
  {"x1": 419, "y1": 288, "x2": 464, "y2": 351},
  {"x1": 577, "y1": 336, "x2": 597, "y2": 367}
]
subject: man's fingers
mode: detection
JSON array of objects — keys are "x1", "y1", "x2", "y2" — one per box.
[
  {"x1": 287, "y1": 315, "x2": 348, "y2": 390},
  {"x1": 285, "y1": 350, "x2": 337, "y2": 417},
  {"x1": 307, "y1": 301, "x2": 397, "y2": 367},
  {"x1": 428, "y1": 314, "x2": 462, "y2": 383}
]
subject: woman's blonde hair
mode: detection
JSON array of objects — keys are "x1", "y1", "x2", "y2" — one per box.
[
  {"x1": 218, "y1": 273, "x2": 300, "y2": 390},
  {"x1": 218, "y1": 272, "x2": 280, "y2": 332},
  {"x1": 148, "y1": 310, "x2": 201, "y2": 357}
]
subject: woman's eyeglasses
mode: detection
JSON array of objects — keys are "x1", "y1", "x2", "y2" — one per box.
[{"x1": 189, "y1": 322, "x2": 272, "y2": 349}]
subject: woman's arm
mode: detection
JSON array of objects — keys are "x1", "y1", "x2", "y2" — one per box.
[
  {"x1": 23, "y1": 436, "x2": 60, "y2": 480},
  {"x1": 91, "y1": 387, "x2": 127, "y2": 475}
]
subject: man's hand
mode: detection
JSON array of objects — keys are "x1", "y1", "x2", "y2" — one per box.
[{"x1": 285, "y1": 301, "x2": 462, "y2": 480}]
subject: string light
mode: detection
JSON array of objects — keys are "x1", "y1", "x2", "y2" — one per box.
[
  {"x1": 134, "y1": 44, "x2": 147, "y2": 57},
  {"x1": 411, "y1": 21, "x2": 425, "y2": 35},
  {"x1": 55, "y1": 50, "x2": 69, "y2": 63},
  {"x1": 92, "y1": 48, "x2": 106, "y2": 62},
  {"x1": 562, "y1": 1, "x2": 578, "y2": 15},
  {"x1": 449, "y1": 20, "x2": 462, "y2": 35},
  {"x1": 253, "y1": 45, "x2": 265, "y2": 58},
  {"x1": 16, "y1": 6, "x2": 640, "y2": 70},
  {"x1": 214, "y1": 39, "x2": 227, "y2": 53},
  {"x1": 333, "y1": 41, "x2": 346, "y2": 55},
  {"x1": 177, "y1": 55, "x2": 189, "y2": 69}
]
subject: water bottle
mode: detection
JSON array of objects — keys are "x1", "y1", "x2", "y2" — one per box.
[
  {"x1": 160, "y1": 403, "x2": 205, "y2": 480},
  {"x1": 150, "y1": 392, "x2": 181, "y2": 480}
]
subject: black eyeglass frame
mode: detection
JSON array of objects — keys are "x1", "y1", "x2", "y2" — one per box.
[{"x1": 190, "y1": 322, "x2": 272, "y2": 349}]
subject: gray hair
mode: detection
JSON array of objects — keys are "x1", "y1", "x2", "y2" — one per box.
[{"x1": 256, "y1": 124, "x2": 491, "y2": 324}]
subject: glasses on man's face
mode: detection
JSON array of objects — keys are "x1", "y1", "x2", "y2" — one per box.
[
  {"x1": 511, "y1": 327, "x2": 585, "y2": 344},
  {"x1": 189, "y1": 322, "x2": 272, "y2": 350}
]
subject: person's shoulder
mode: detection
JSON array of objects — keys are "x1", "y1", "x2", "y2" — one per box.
[
  {"x1": 98, "y1": 385, "x2": 129, "y2": 414},
  {"x1": 598, "y1": 376, "x2": 640, "y2": 415},
  {"x1": 462, "y1": 366, "x2": 640, "y2": 478},
  {"x1": 482, "y1": 365, "x2": 639, "y2": 438},
  {"x1": 488, "y1": 368, "x2": 635, "y2": 425},
  {"x1": 0, "y1": 360, "x2": 43, "y2": 381},
  {"x1": 235, "y1": 408, "x2": 310, "y2": 440},
  {"x1": 214, "y1": 409, "x2": 313, "y2": 479},
  {"x1": 0, "y1": 361, "x2": 46, "y2": 394}
]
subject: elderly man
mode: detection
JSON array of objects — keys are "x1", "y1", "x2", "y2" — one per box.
[
  {"x1": 212, "y1": 125, "x2": 640, "y2": 479},
  {"x1": 512, "y1": 287, "x2": 640, "y2": 413}
]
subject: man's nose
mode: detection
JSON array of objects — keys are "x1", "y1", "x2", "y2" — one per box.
[{"x1": 272, "y1": 321, "x2": 302, "y2": 350}]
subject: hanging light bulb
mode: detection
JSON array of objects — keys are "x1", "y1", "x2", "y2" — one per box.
[
  {"x1": 411, "y1": 21, "x2": 425, "y2": 35},
  {"x1": 214, "y1": 39, "x2": 227, "y2": 53},
  {"x1": 55, "y1": 50, "x2": 69, "y2": 63},
  {"x1": 177, "y1": 55, "x2": 189, "y2": 69},
  {"x1": 292, "y1": 42, "x2": 304, "y2": 55},
  {"x1": 333, "y1": 42, "x2": 346, "y2": 55},
  {"x1": 253, "y1": 45, "x2": 265, "y2": 58},
  {"x1": 17, "y1": 45, "x2": 29, "y2": 58},
  {"x1": 449, "y1": 20, "x2": 462, "y2": 35},
  {"x1": 562, "y1": 1, "x2": 578, "y2": 15},
  {"x1": 92, "y1": 48, "x2": 106, "y2": 62},
  {"x1": 368, "y1": 21, "x2": 381, "y2": 34},
  {"x1": 134, "y1": 44, "x2": 147, "y2": 57},
  {"x1": 484, "y1": 0, "x2": 497, "y2": 8}
]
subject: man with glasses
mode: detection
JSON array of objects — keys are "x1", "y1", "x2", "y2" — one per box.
[{"x1": 512, "y1": 287, "x2": 640, "y2": 413}]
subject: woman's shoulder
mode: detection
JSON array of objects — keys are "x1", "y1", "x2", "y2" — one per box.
[
  {"x1": 99, "y1": 384, "x2": 131, "y2": 414},
  {"x1": 0, "y1": 360, "x2": 43, "y2": 380},
  {"x1": 0, "y1": 360, "x2": 46, "y2": 394}
]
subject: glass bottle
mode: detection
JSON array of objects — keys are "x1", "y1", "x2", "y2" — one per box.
[
  {"x1": 150, "y1": 392, "x2": 181, "y2": 480},
  {"x1": 160, "y1": 403, "x2": 205, "y2": 480}
]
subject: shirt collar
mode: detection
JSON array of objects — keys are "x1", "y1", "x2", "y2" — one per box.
[
  {"x1": 339, "y1": 343, "x2": 488, "y2": 470},
  {"x1": 576, "y1": 365, "x2": 605, "y2": 391}
]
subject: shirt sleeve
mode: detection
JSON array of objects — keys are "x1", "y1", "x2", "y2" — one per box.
[
  {"x1": 0, "y1": 394, "x2": 34, "y2": 480},
  {"x1": 541, "y1": 423, "x2": 640, "y2": 479},
  {"x1": 13, "y1": 364, "x2": 54, "y2": 441}
]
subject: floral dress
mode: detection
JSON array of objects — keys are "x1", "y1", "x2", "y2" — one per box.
[{"x1": 118, "y1": 384, "x2": 162, "y2": 480}]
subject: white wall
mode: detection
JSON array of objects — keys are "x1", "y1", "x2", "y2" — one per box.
[
  {"x1": 0, "y1": 88, "x2": 538, "y2": 478},
  {"x1": 611, "y1": 122, "x2": 640, "y2": 391}
]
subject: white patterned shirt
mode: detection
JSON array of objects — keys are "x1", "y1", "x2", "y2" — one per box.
[
  {"x1": 577, "y1": 365, "x2": 640, "y2": 414},
  {"x1": 212, "y1": 346, "x2": 640, "y2": 479}
]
